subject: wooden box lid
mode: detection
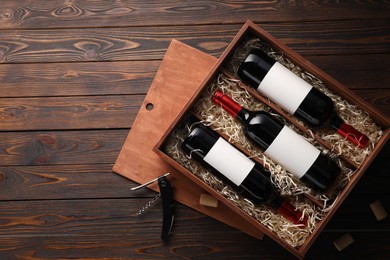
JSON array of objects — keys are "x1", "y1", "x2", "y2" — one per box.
[{"x1": 112, "y1": 39, "x2": 264, "y2": 240}]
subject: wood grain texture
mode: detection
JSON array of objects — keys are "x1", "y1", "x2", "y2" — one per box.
[
  {"x1": 0, "y1": 198, "x2": 388, "y2": 259},
  {"x1": 0, "y1": 142, "x2": 387, "y2": 202},
  {"x1": 0, "y1": 54, "x2": 389, "y2": 99},
  {"x1": 306, "y1": 54, "x2": 390, "y2": 91},
  {"x1": 0, "y1": 0, "x2": 389, "y2": 258},
  {"x1": 0, "y1": 61, "x2": 160, "y2": 98},
  {"x1": 0, "y1": 231, "x2": 388, "y2": 259},
  {"x1": 354, "y1": 89, "x2": 390, "y2": 116},
  {"x1": 0, "y1": 130, "x2": 128, "y2": 166},
  {"x1": 0, "y1": 20, "x2": 388, "y2": 64},
  {"x1": 0, "y1": 200, "x2": 291, "y2": 259},
  {"x1": 0, "y1": 95, "x2": 144, "y2": 131},
  {"x1": 0, "y1": 0, "x2": 389, "y2": 29},
  {"x1": 0, "y1": 92, "x2": 387, "y2": 132},
  {"x1": 0, "y1": 164, "x2": 149, "y2": 200}
]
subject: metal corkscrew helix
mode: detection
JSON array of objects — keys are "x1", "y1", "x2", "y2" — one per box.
[
  {"x1": 131, "y1": 173, "x2": 174, "y2": 241},
  {"x1": 136, "y1": 193, "x2": 161, "y2": 216}
]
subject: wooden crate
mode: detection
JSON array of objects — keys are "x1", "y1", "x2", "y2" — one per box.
[{"x1": 154, "y1": 21, "x2": 389, "y2": 258}]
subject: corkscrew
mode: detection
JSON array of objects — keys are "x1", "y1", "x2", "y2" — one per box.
[
  {"x1": 136, "y1": 193, "x2": 161, "y2": 216},
  {"x1": 131, "y1": 173, "x2": 174, "y2": 241}
]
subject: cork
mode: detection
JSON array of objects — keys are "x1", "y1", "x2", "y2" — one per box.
[
  {"x1": 369, "y1": 200, "x2": 388, "y2": 221},
  {"x1": 200, "y1": 194, "x2": 219, "y2": 208},
  {"x1": 333, "y1": 233, "x2": 354, "y2": 251}
]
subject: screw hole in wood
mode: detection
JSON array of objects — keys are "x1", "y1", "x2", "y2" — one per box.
[{"x1": 146, "y1": 103, "x2": 154, "y2": 111}]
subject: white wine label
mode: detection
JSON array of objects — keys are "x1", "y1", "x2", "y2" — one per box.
[
  {"x1": 204, "y1": 137, "x2": 255, "y2": 186},
  {"x1": 264, "y1": 126, "x2": 320, "y2": 179},
  {"x1": 257, "y1": 62, "x2": 312, "y2": 114}
]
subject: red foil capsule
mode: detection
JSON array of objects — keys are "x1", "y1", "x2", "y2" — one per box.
[
  {"x1": 337, "y1": 122, "x2": 369, "y2": 148},
  {"x1": 277, "y1": 200, "x2": 308, "y2": 227},
  {"x1": 330, "y1": 115, "x2": 369, "y2": 148},
  {"x1": 212, "y1": 90, "x2": 242, "y2": 117}
]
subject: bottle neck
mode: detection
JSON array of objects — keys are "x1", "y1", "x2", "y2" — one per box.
[
  {"x1": 212, "y1": 90, "x2": 242, "y2": 116},
  {"x1": 212, "y1": 90, "x2": 251, "y2": 123},
  {"x1": 329, "y1": 115, "x2": 369, "y2": 148},
  {"x1": 269, "y1": 194, "x2": 307, "y2": 227}
]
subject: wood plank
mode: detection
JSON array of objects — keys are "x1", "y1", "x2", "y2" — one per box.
[
  {"x1": 306, "y1": 54, "x2": 390, "y2": 91},
  {"x1": 0, "y1": 1, "x2": 387, "y2": 259},
  {"x1": 0, "y1": 199, "x2": 267, "y2": 246},
  {"x1": 0, "y1": 164, "x2": 153, "y2": 201},
  {"x1": 356, "y1": 141, "x2": 390, "y2": 193},
  {"x1": 326, "y1": 143, "x2": 389, "y2": 229},
  {"x1": 0, "y1": 199, "x2": 388, "y2": 259},
  {"x1": 1, "y1": 54, "x2": 389, "y2": 98},
  {"x1": 1, "y1": 231, "x2": 389, "y2": 259},
  {"x1": 306, "y1": 231, "x2": 390, "y2": 259},
  {"x1": 0, "y1": 25, "x2": 238, "y2": 63},
  {"x1": 327, "y1": 193, "x2": 390, "y2": 230},
  {"x1": 0, "y1": 95, "x2": 144, "y2": 131},
  {"x1": 0, "y1": 206, "x2": 290, "y2": 260},
  {"x1": 0, "y1": 130, "x2": 128, "y2": 166},
  {"x1": 354, "y1": 89, "x2": 390, "y2": 116},
  {"x1": 0, "y1": 89, "x2": 388, "y2": 132},
  {"x1": 0, "y1": 61, "x2": 160, "y2": 98},
  {"x1": 0, "y1": 231, "x2": 388, "y2": 259},
  {"x1": 0, "y1": 142, "x2": 387, "y2": 201},
  {"x1": 0, "y1": 1, "x2": 389, "y2": 29},
  {"x1": 0, "y1": 20, "x2": 388, "y2": 64},
  {"x1": 0, "y1": 200, "x2": 211, "y2": 237}
]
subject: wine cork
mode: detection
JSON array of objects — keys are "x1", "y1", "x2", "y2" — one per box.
[
  {"x1": 369, "y1": 200, "x2": 388, "y2": 221},
  {"x1": 199, "y1": 194, "x2": 219, "y2": 208},
  {"x1": 333, "y1": 233, "x2": 354, "y2": 251}
]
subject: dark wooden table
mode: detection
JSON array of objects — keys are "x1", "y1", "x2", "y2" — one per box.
[{"x1": 1, "y1": 1, "x2": 389, "y2": 259}]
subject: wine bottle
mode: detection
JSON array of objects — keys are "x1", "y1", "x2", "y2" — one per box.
[
  {"x1": 237, "y1": 48, "x2": 369, "y2": 148},
  {"x1": 212, "y1": 91, "x2": 340, "y2": 192},
  {"x1": 182, "y1": 125, "x2": 307, "y2": 226}
]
